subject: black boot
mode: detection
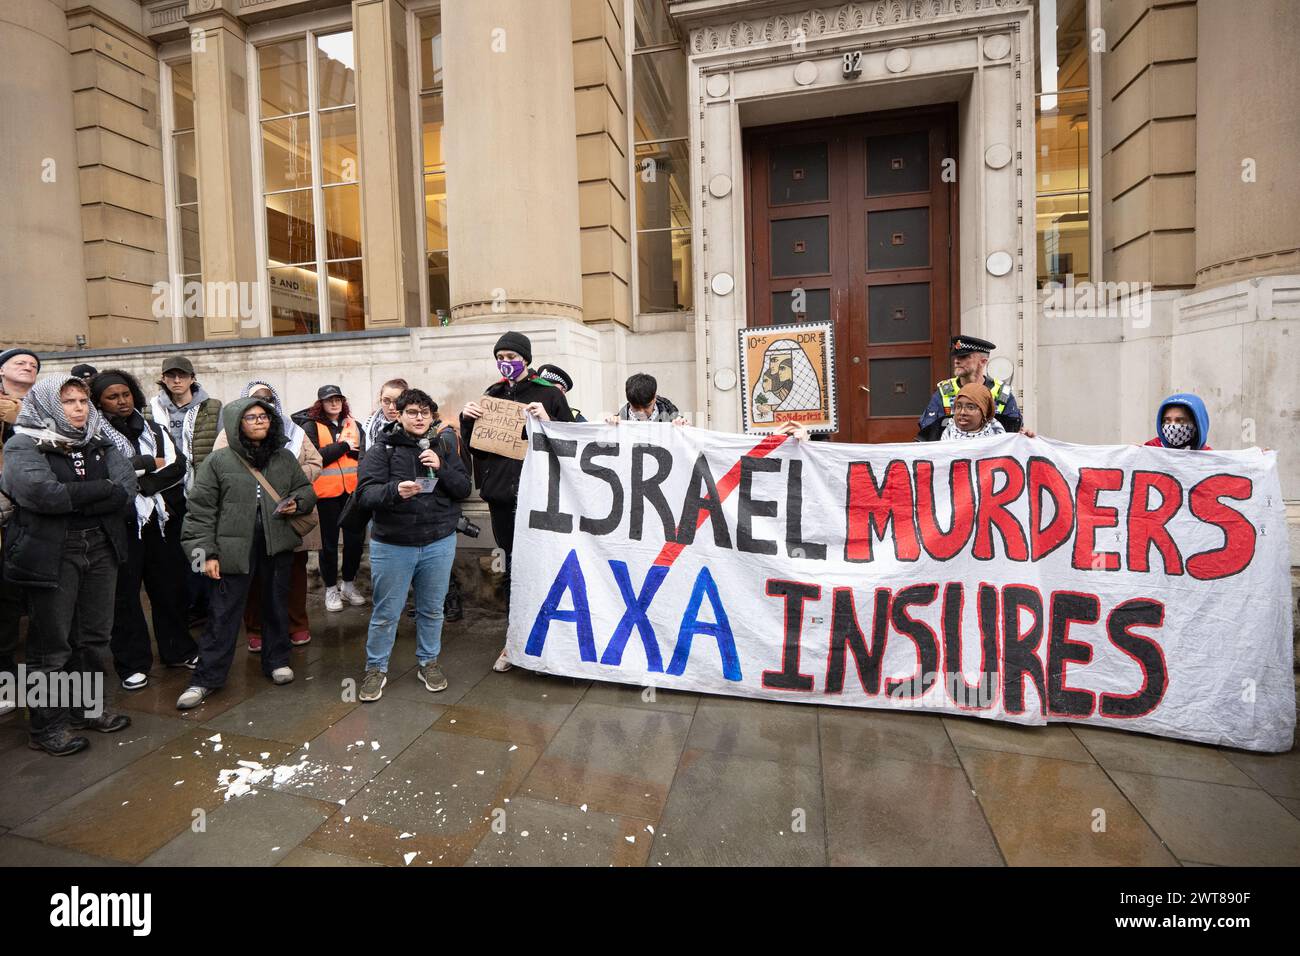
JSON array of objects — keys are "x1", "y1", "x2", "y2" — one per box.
[
  {"x1": 69, "y1": 712, "x2": 132, "y2": 734},
  {"x1": 29, "y1": 707, "x2": 89, "y2": 756},
  {"x1": 444, "y1": 577, "x2": 464, "y2": 622}
]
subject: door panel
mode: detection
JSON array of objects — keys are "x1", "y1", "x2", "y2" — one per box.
[{"x1": 745, "y1": 107, "x2": 956, "y2": 444}]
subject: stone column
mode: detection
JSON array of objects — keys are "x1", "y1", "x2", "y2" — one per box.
[
  {"x1": 1194, "y1": 0, "x2": 1300, "y2": 286},
  {"x1": 442, "y1": 0, "x2": 583, "y2": 323},
  {"x1": 189, "y1": 1, "x2": 259, "y2": 339},
  {"x1": 0, "y1": 0, "x2": 89, "y2": 348},
  {"x1": 354, "y1": 0, "x2": 422, "y2": 328}
]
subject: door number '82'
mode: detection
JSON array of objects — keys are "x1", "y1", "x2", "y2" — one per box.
[{"x1": 842, "y1": 51, "x2": 863, "y2": 78}]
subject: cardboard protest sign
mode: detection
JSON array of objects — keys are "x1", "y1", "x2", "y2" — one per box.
[
  {"x1": 739, "y1": 322, "x2": 837, "y2": 434},
  {"x1": 506, "y1": 421, "x2": 1295, "y2": 752},
  {"x1": 469, "y1": 396, "x2": 528, "y2": 460}
]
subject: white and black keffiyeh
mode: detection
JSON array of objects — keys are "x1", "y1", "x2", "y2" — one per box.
[
  {"x1": 940, "y1": 417, "x2": 1006, "y2": 441},
  {"x1": 365, "y1": 410, "x2": 397, "y2": 445},
  {"x1": 99, "y1": 410, "x2": 177, "y2": 536},
  {"x1": 14, "y1": 376, "x2": 103, "y2": 448}
]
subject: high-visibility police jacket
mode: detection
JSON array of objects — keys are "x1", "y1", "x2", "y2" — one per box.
[{"x1": 915, "y1": 375, "x2": 1022, "y2": 442}]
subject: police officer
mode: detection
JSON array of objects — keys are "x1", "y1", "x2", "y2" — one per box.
[{"x1": 916, "y1": 335, "x2": 1022, "y2": 441}]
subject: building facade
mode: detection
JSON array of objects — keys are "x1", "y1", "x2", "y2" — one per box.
[{"x1": 3, "y1": 0, "x2": 1299, "y2": 566}]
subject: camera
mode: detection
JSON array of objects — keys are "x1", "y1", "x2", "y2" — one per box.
[{"x1": 456, "y1": 515, "x2": 481, "y2": 538}]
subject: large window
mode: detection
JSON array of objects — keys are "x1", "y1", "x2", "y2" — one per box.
[
  {"x1": 1035, "y1": 0, "x2": 1092, "y2": 287},
  {"x1": 630, "y1": 0, "x2": 691, "y2": 315},
  {"x1": 417, "y1": 12, "x2": 450, "y2": 324},
  {"x1": 165, "y1": 57, "x2": 203, "y2": 342},
  {"x1": 258, "y1": 30, "x2": 363, "y2": 335}
]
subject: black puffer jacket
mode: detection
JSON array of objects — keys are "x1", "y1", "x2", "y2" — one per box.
[
  {"x1": 357, "y1": 423, "x2": 471, "y2": 546},
  {"x1": 460, "y1": 373, "x2": 573, "y2": 505},
  {"x1": 1, "y1": 433, "x2": 136, "y2": 587}
]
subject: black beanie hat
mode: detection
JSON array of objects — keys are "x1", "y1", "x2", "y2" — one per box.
[
  {"x1": 0, "y1": 348, "x2": 40, "y2": 372},
  {"x1": 89, "y1": 371, "x2": 130, "y2": 405},
  {"x1": 493, "y1": 331, "x2": 532, "y2": 365}
]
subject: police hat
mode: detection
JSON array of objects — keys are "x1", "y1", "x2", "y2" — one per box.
[
  {"x1": 536, "y1": 364, "x2": 573, "y2": 392},
  {"x1": 950, "y1": 335, "x2": 996, "y2": 356}
]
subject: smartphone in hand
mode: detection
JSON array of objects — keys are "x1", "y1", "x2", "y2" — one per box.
[{"x1": 274, "y1": 496, "x2": 296, "y2": 514}]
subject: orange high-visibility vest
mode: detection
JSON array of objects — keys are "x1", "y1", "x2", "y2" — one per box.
[{"x1": 313, "y1": 418, "x2": 360, "y2": 498}]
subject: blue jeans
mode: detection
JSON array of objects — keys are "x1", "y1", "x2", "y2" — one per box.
[{"x1": 366, "y1": 534, "x2": 456, "y2": 671}]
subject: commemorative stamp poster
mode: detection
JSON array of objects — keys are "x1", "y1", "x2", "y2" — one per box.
[{"x1": 738, "y1": 321, "x2": 837, "y2": 434}]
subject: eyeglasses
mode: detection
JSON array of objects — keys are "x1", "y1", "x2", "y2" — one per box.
[
  {"x1": 952, "y1": 402, "x2": 981, "y2": 415},
  {"x1": 402, "y1": 409, "x2": 432, "y2": 419},
  {"x1": 241, "y1": 414, "x2": 271, "y2": 424}
]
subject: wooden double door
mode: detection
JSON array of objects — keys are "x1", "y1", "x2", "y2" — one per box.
[{"x1": 745, "y1": 106, "x2": 958, "y2": 443}]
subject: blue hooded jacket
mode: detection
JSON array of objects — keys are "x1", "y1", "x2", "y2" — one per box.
[{"x1": 1150, "y1": 393, "x2": 1211, "y2": 449}]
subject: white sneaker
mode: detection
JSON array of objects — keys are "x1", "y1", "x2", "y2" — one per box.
[
  {"x1": 271, "y1": 667, "x2": 294, "y2": 685},
  {"x1": 492, "y1": 648, "x2": 513, "y2": 673},
  {"x1": 176, "y1": 686, "x2": 213, "y2": 710},
  {"x1": 325, "y1": 586, "x2": 343, "y2": 612},
  {"x1": 340, "y1": 581, "x2": 367, "y2": 606},
  {"x1": 122, "y1": 672, "x2": 149, "y2": 691}
]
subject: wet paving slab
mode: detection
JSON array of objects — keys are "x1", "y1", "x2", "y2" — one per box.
[
  {"x1": 2, "y1": 605, "x2": 1297, "y2": 867},
  {"x1": 961, "y1": 748, "x2": 1178, "y2": 866},
  {"x1": 649, "y1": 749, "x2": 826, "y2": 866},
  {"x1": 519, "y1": 700, "x2": 692, "y2": 820},
  {"x1": 0, "y1": 711, "x2": 193, "y2": 830},
  {"x1": 466, "y1": 796, "x2": 652, "y2": 866},
  {"x1": 10, "y1": 729, "x2": 299, "y2": 863},
  {"x1": 822, "y1": 748, "x2": 1003, "y2": 866}
]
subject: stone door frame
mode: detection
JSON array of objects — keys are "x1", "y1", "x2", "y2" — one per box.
[{"x1": 673, "y1": 0, "x2": 1039, "y2": 435}]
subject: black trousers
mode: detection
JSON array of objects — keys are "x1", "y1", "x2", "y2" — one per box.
[
  {"x1": 25, "y1": 527, "x2": 118, "y2": 736},
  {"x1": 110, "y1": 515, "x2": 196, "y2": 679},
  {"x1": 0, "y1": 563, "x2": 25, "y2": 679},
  {"x1": 487, "y1": 500, "x2": 516, "y2": 607},
  {"x1": 316, "y1": 493, "x2": 363, "y2": 587},
  {"x1": 193, "y1": 522, "x2": 291, "y2": 690}
]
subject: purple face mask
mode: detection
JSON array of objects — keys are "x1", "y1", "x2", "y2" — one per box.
[{"x1": 497, "y1": 358, "x2": 526, "y2": 380}]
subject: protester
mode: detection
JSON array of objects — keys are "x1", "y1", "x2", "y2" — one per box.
[
  {"x1": 916, "y1": 336, "x2": 1023, "y2": 441},
  {"x1": 91, "y1": 370, "x2": 196, "y2": 690},
  {"x1": 177, "y1": 398, "x2": 316, "y2": 710},
  {"x1": 149, "y1": 356, "x2": 222, "y2": 490},
  {"x1": 364, "y1": 378, "x2": 408, "y2": 446},
  {"x1": 536, "y1": 364, "x2": 586, "y2": 422},
  {"x1": 148, "y1": 356, "x2": 222, "y2": 625},
  {"x1": 1144, "y1": 393, "x2": 1212, "y2": 450},
  {"x1": 355, "y1": 388, "x2": 470, "y2": 701},
  {"x1": 612, "y1": 373, "x2": 688, "y2": 425},
  {"x1": 941, "y1": 383, "x2": 1004, "y2": 440},
  {"x1": 295, "y1": 385, "x2": 367, "y2": 612},
  {"x1": 213, "y1": 382, "x2": 322, "y2": 651},
  {"x1": 461, "y1": 331, "x2": 574, "y2": 672},
  {"x1": 71, "y1": 363, "x2": 98, "y2": 383},
  {"x1": 2, "y1": 376, "x2": 137, "y2": 754},
  {"x1": 0, "y1": 348, "x2": 39, "y2": 717}
]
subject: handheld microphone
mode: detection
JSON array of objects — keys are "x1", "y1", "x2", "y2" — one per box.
[{"x1": 418, "y1": 437, "x2": 435, "y2": 477}]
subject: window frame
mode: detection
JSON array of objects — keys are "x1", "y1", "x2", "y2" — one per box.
[
  {"x1": 1033, "y1": 0, "x2": 1102, "y2": 289},
  {"x1": 247, "y1": 8, "x2": 359, "y2": 336},
  {"x1": 626, "y1": 0, "x2": 694, "y2": 328},
  {"x1": 159, "y1": 55, "x2": 191, "y2": 344},
  {"x1": 407, "y1": 0, "x2": 446, "y2": 329}
]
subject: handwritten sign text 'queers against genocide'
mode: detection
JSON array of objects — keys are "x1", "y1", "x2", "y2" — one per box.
[{"x1": 505, "y1": 422, "x2": 1295, "y2": 752}]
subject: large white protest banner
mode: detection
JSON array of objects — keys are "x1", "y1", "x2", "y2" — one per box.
[{"x1": 505, "y1": 422, "x2": 1295, "y2": 752}]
